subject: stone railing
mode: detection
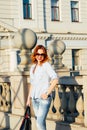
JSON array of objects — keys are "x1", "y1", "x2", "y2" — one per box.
[
  {"x1": 0, "y1": 70, "x2": 87, "y2": 129},
  {"x1": 0, "y1": 75, "x2": 11, "y2": 112},
  {"x1": 58, "y1": 76, "x2": 84, "y2": 124},
  {"x1": 47, "y1": 74, "x2": 84, "y2": 124}
]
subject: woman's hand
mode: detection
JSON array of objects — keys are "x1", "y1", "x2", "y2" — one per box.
[{"x1": 41, "y1": 93, "x2": 48, "y2": 99}]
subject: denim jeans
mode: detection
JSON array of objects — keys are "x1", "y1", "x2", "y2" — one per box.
[{"x1": 32, "y1": 97, "x2": 52, "y2": 130}]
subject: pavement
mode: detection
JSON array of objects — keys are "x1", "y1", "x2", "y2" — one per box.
[{"x1": 0, "y1": 128, "x2": 9, "y2": 130}]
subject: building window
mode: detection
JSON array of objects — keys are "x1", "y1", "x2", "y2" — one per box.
[
  {"x1": 72, "y1": 49, "x2": 79, "y2": 70},
  {"x1": 51, "y1": 0, "x2": 60, "y2": 21},
  {"x1": 71, "y1": 1, "x2": 79, "y2": 22},
  {"x1": 23, "y1": 0, "x2": 32, "y2": 19}
]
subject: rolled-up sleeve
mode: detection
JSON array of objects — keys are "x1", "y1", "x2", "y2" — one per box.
[
  {"x1": 44, "y1": 62, "x2": 58, "y2": 80},
  {"x1": 29, "y1": 66, "x2": 34, "y2": 85}
]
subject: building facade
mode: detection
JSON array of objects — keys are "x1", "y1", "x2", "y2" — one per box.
[
  {"x1": 0, "y1": 1, "x2": 87, "y2": 129},
  {"x1": 0, "y1": 0, "x2": 87, "y2": 71}
]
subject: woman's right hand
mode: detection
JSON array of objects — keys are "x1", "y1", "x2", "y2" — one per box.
[{"x1": 41, "y1": 93, "x2": 48, "y2": 100}]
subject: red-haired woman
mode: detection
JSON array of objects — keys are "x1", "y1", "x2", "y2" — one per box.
[{"x1": 26, "y1": 45, "x2": 58, "y2": 130}]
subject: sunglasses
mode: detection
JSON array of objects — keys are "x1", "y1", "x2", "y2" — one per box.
[{"x1": 36, "y1": 53, "x2": 46, "y2": 56}]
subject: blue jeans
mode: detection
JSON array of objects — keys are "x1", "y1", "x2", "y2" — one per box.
[{"x1": 32, "y1": 97, "x2": 51, "y2": 130}]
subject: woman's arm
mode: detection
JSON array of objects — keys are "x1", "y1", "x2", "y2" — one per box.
[
  {"x1": 46, "y1": 78, "x2": 58, "y2": 96},
  {"x1": 41, "y1": 78, "x2": 58, "y2": 99}
]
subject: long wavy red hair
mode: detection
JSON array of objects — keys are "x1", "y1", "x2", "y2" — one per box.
[{"x1": 31, "y1": 45, "x2": 49, "y2": 64}]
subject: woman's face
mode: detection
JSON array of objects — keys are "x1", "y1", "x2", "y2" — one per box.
[{"x1": 35, "y1": 49, "x2": 45, "y2": 63}]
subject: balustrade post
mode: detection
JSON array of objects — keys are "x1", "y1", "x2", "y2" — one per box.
[
  {"x1": 61, "y1": 85, "x2": 67, "y2": 121},
  {"x1": 5, "y1": 83, "x2": 11, "y2": 111},
  {"x1": 10, "y1": 49, "x2": 17, "y2": 72},
  {"x1": 48, "y1": 85, "x2": 61, "y2": 120},
  {"x1": 75, "y1": 86, "x2": 84, "y2": 123},
  {"x1": 82, "y1": 75, "x2": 87, "y2": 127},
  {"x1": 0, "y1": 82, "x2": 11, "y2": 112},
  {"x1": 53, "y1": 85, "x2": 61, "y2": 119},
  {"x1": 68, "y1": 86, "x2": 76, "y2": 122}
]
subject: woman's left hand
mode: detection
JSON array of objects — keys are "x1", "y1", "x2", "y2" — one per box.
[{"x1": 41, "y1": 93, "x2": 48, "y2": 99}]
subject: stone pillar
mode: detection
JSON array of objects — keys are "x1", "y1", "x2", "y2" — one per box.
[
  {"x1": 7, "y1": 72, "x2": 30, "y2": 130},
  {"x1": 48, "y1": 40, "x2": 66, "y2": 70},
  {"x1": 10, "y1": 72, "x2": 28, "y2": 115},
  {"x1": 13, "y1": 28, "x2": 37, "y2": 71},
  {"x1": 54, "y1": 54, "x2": 63, "y2": 69},
  {"x1": 18, "y1": 49, "x2": 31, "y2": 71},
  {"x1": 10, "y1": 49, "x2": 17, "y2": 72}
]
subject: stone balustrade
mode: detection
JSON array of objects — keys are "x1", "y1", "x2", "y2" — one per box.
[{"x1": 0, "y1": 71, "x2": 87, "y2": 129}]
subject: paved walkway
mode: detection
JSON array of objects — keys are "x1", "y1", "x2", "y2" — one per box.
[{"x1": 0, "y1": 127, "x2": 9, "y2": 130}]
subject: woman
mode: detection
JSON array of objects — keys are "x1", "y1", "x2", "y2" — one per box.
[{"x1": 26, "y1": 45, "x2": 58, "y2": 130}]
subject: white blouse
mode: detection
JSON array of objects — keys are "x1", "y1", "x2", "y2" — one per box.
[{"x1": 30, "y1": 62, "x2": 58, "y2": 99}]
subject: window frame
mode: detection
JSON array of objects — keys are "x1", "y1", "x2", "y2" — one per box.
[
  {"x1": 51, "y1": 6, "x2": 60, "y2": 21},
  {"x1": 71, "y1": 1, "x2": 79, "y2": 22},
  {"x1": 23, "y1": 0, "x2": 32, "y2": 19},
  {"x1": 51, "y1": 0, "x2": 60, "y2": 21}
]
